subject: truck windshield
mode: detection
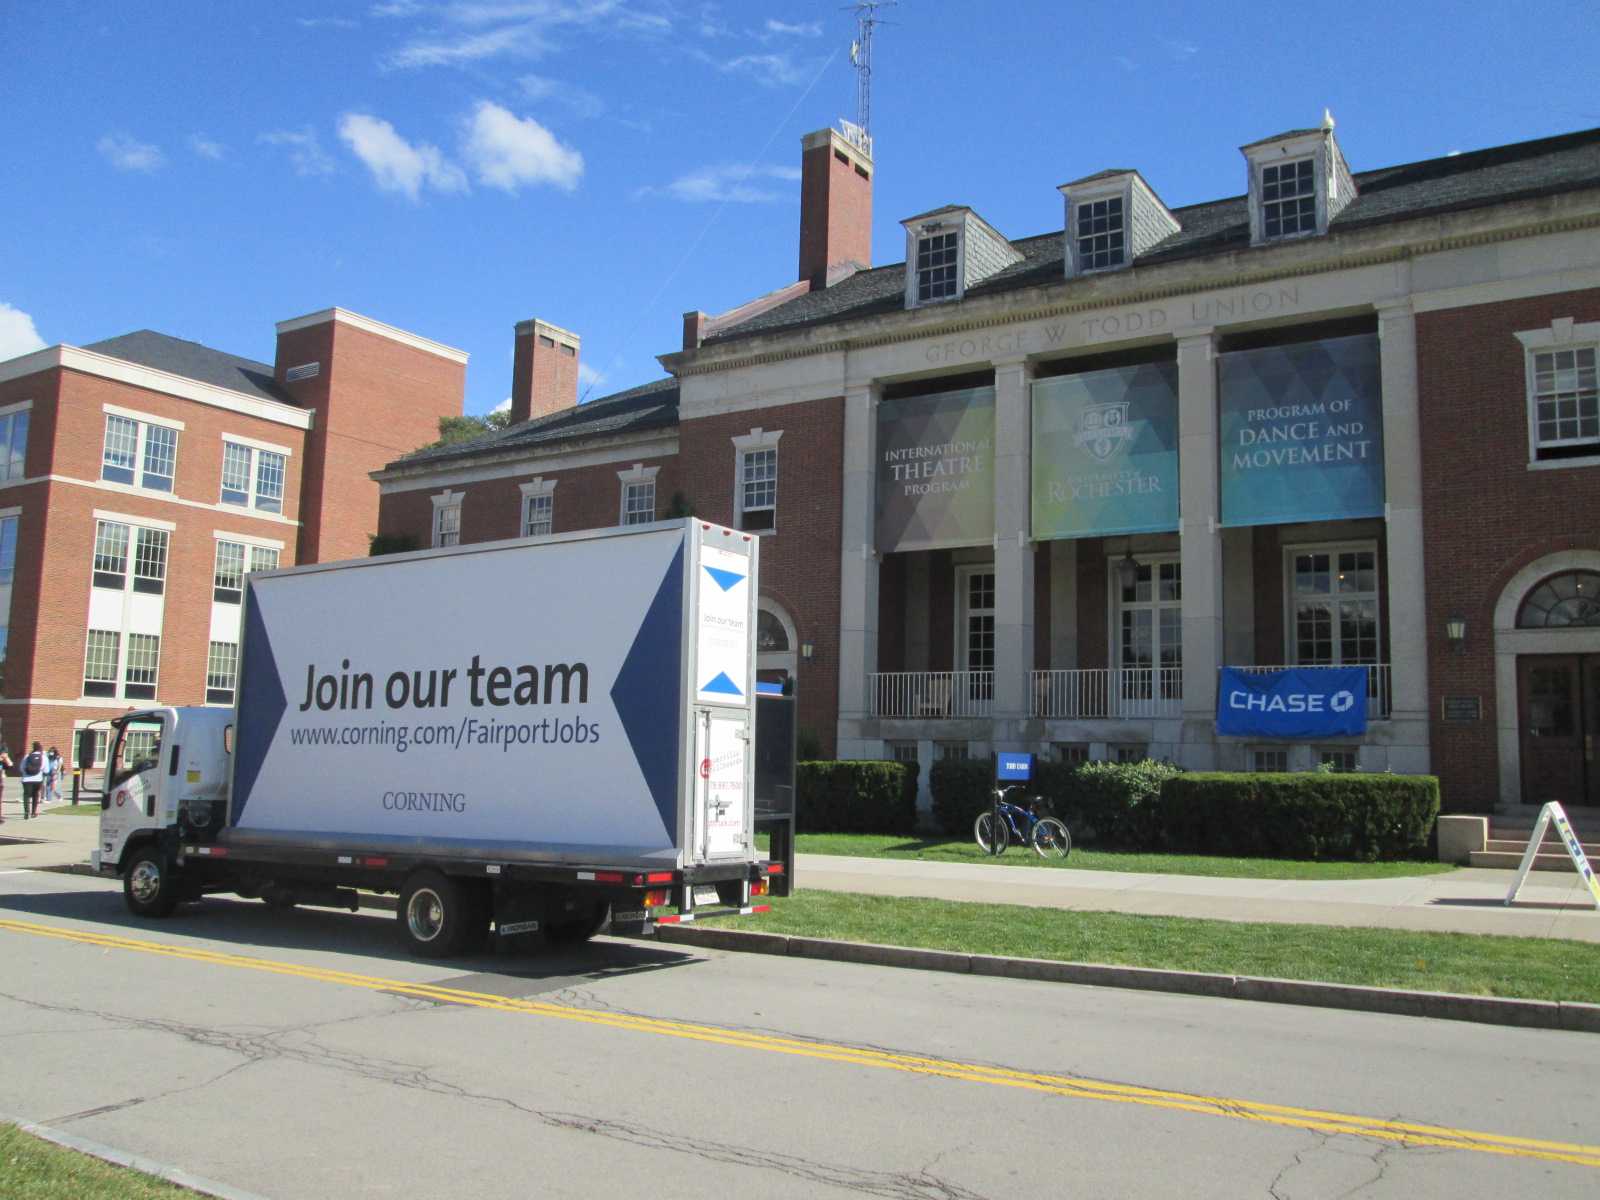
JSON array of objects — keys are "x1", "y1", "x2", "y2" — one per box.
[{"x1": 108, "y1": 720, "x2": 163, "y2": 789}]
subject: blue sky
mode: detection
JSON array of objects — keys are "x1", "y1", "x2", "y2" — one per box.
[{"x1": 2, "y1": 0, "x2": 1597, "y2": 418}]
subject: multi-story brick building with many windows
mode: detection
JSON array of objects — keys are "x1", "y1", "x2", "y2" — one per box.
[
  {"x1": 375, "y1": 119, "x2": 1600, "y2": 821},
  {"x1": 0, "y1": 308, "x2": 465, "y2": 766}
]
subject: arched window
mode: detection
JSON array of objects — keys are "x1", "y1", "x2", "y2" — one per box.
[
  {"x1": 757, "y1": 609, "x2": 790, "y2": 652},
  {"x1": 1517, "y1": 571, "x2": 1600, "y2": 627}
]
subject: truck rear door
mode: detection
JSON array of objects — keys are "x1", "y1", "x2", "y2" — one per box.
[{"x1": 689, "y1": 529, "x2": 757, "y2": 864}]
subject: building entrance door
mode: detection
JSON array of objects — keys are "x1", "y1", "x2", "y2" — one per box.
[{"x1": 1518, "y1": 655, "x2": 1600, "y2": 807}]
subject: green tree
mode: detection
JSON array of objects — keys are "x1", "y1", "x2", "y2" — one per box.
[{"x1": 414, "y1": 408, "x2": 514, "y2": 453}]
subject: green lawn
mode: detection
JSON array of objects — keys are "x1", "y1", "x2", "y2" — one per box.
[
  {"x1": 754, "y1": 890, "x2": 1600, "y2": 1003},
  {"x1": 0, "y1": 1125, "x2": 200, "y2": 1198},
  {"x1": 40, "y1": 803, "x2": 102, "y2": 818},
  {"x1": 792, "y1": 832, "x2": 1456, "y2": 881}
]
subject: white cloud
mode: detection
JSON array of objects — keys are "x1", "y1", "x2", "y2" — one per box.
[
  {"x1": 339, "y1": 112, "x2": 468, "y2": 198},
  {"x1": 640, "y1": 162, "x2": 799, "y2": 204},
  {"x1": 762, "y1": 19, "x2": 819, "y2": 39},
  {"x1": 371, "y1": 0, "x2": 424, "y2": 14},
  {"x1": 462, "y1": 101, "x2": 581, "y2": 191},
  {"x1": 721, "y1": 53, "x2": 805, "y2": 87},
  {"x1": 0, "y1": 303, "x2": 47, "y2": 361},
  {"x1": 388, "y1": 1, "x2": 671, "y2": 68},
  {"x1": 260, "y1": 128, "x2": 336, "y2": 175},
  {"x1": 188, "y1": 133, "x2": 224, "y2": 159},
  {"x1": 577, "y1": 362, "x2": 605, "y2": 388},
  {"x1": 393, "y1": 22, "x2": 533, "y2": 66},
  {"x1": 519, "y1": 73, "x2": 603, "y2": 118},
  {"x1": 97, "y1": 133, "x2": 164, "y2": 172},
  {"x1": 491, "y1": 397, "x2": 512, "y2": 412}
]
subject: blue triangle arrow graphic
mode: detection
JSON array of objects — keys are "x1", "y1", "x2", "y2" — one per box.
[
  {"x1": 704, "y1": 565, "x2": 745, "y2": 592},
  {"x1": 701, "y1": 671, "x2": 744, "y2": 696}
]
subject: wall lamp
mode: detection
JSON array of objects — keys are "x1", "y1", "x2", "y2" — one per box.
[
  {"x1": 1445, "y1": 617, "x2": 1467, "y2": 652},
  {"x1": 800, "y1": 637, "x2": 816, "y2": 663},
  {"x1": 1116, "y1": 550, "x2": 1141, "y2": 592}
]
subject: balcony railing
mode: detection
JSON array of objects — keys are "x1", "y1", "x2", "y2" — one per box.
[
  {"x1": 1232, "y1": 664, "x2": 1392, "y2": 719},
  {"x1": 871, "y1": 671, "x2": 994, "y2": 718},
  {"x1": 1029, "y1": 668, "x2": 1184, "y2": 719}
]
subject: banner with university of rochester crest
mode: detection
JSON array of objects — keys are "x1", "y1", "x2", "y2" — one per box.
[
  {"x1": 875, "y1": 386, "x2": 995, "y2": 554},
  {"x1": 1031, "y1": 361, "x2": 1180, "y2": 540}
]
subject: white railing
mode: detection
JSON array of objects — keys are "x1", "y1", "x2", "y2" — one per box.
[
  {"x1": 1029, "y1": 668, "x2": 1184, "y2": 719},
  {"x1": 870, "y1": 671, "x2": 994, "y2": 718},
  {"x1": 1231, "y1": 664, "x2": 1392, "y2": 718}
]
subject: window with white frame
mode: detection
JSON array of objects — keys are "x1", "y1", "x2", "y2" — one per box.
[
  {"x1": 1111, "y1": 744, "x2": 1148, "y2": 764},
  {"x1": 92, "y1": 521, "x2": 168, "y2": 595},
  {"x1": 1253, "y1": 748, "x2": 1290, "y2": 773},
  {"x1": 739, "y1": 448, "x2": 777, "y2": 531},
  {"x1": 0, "y1": 514, "x2": 16, "y2": 660},
  {"x1": 1289, "y1": 546, "x2": 1379, "y2": 666},
  {"x1": 213, "y1": 541, "x2": 279, "y2": 604},
  {"x1": 915, "y1": 231, "x2": 960, "y2": 303},
  {"x1": 101, "y1": 413, "x2": 178, "y2": 492},
  {"x1": 0, "y1": 408, "x2": 29, "y2": 482},
  {"x1": 957, "y1": 566, "x2": 996, "y2": 679},
  {"x1": 1076, "y1": 196, "x2": 1126, "y2": 270},
  {"x1": 937, "y1": 742, "x2": 970, "y2": 761},
  {"x1": 1116, "y1": 558, "x2": 1182, "y2": 697},
  {"x1": 888, "y1": 742, "x2": 919, "y2": 763},
  {"x1": 1054, "y1": 743, "x2": 1090, "y2": 765},
  {"x1": 220, "y1": 442, "x2": 287, "y2": 512},
  {"x1": 622, "y1": 481, "x2": 655, "y2": 525},
  {"x1": 206, "y1": 641, "x2": 238, "y2": 705},
  {"x1": 1318, "y1": 747, "x2": 1358, "y2": 773},
  {"x1": 1530, "y1": 345, "x2": 1599, "y2": 460},
  {"x1": 432, "y1": 491, "x2": 462, "y2": 547},
  {"x1": 523, "y1": 492, "x2": 553, "y2": 537},
  {"x1": 83, "y1": 630, "x2": 121, "y2": 698},
  {"x1": 1261, "y1": 158, "x2": 1317, "y2": 238},
  {"x1": 123, "y1": 632, "x2": 160, "y2": 700}
]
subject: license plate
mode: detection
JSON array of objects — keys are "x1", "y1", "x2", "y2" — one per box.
[{"x1": 691, "y1": 885, "x2": 720, "y2": 907}]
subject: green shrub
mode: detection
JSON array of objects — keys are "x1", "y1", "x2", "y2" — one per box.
[
  {"x1": 929, "y1": 758, "x2": 998, "y2": 835},
  {"x1": 1055, "y1": 759, "x2": 1184, "y2": 848},
  {"x1": 797, "y1": 760, "x2": 919, "y2": 834},
  {"x1": 368, "y1": 532, "x2": 421, "y2": 556},
  {"x1": 1160, "y1": 773, "x2": 1440, "y2": 861}
]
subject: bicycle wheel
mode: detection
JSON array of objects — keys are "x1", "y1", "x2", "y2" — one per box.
[
  {"x1": 1031, "y1": 817, "x2": 1071, "y2": 859},
  {"x1": 974, "y1": 811, "x2": 1008, "y2": 855}
]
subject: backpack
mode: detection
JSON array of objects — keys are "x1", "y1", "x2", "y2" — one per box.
[{"x1": 21, "y1": 752, "x2": 42, "y2": 776}]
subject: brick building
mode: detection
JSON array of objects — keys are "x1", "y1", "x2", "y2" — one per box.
[
  {"x1": 0, "y1": 307, "x2": 465, "y2": 766},
  {"x1": 375, "y1": 120, "x2": 1600, "y2": 817}
]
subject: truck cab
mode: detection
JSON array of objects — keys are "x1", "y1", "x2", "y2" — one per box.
[{"x1": 95, "y1": 706, "x2": 233, "y2": 878}]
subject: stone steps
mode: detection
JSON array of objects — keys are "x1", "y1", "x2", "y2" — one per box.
[{"x1": 1468, "y1": 824, "x2": 1600, "y2": 872}]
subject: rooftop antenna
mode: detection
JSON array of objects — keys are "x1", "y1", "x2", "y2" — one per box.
[{"x1": 841, "y1": 1, "x2": 895, "y2": 157}]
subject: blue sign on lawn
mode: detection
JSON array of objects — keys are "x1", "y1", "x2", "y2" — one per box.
[
  {"x1": 997, "y1": 753, "x2": 1034, "y2": 781},
  {"x1": 1216, "y1": 667, "x2": 1369, "y2": 739}
]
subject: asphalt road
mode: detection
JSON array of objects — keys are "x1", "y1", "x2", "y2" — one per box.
[{"x1": 3, "y1": 867, "x2": 1600, "y2": 1200}]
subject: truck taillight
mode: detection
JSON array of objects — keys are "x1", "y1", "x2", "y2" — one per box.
[
  {"x1": 643, "y1": 889, "x2": 669, "y2": 908},
  {"x1": 750, "y1": 879, "x2": 768, "y2": 897}
]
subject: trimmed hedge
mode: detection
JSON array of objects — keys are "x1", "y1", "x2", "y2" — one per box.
[
  {"x1": 930, "y1": 757, "x2": 1183, "y2": 845},
  {"x1": 1160, "y1": 773, "x2": 1440, "y2": 861},
  {"x1": 797, "y1": 760, "x2": 920, "y2": 834}
]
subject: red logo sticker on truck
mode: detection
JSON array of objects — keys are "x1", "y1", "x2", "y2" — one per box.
[
  {"x1": 699, "y1": 759, "x2": 711, "y2": 778},
  {"x1": 115, "y1": 790, "x2": 127, "y2": 807}
]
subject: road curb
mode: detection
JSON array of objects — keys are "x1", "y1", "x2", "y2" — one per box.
[
  {"x1": 1, "y1": 1111, "x2": 271, "y2": 1200},
  {"x1": 654, "y1": 924, "x2": 1600, "y2": 1034}
]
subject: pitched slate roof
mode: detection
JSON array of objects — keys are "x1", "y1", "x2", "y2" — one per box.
[
  {"x1": 83, "y1": 330, "x2": 292, "y2": 404},
  {"x1": 389, "y1": 376, "x2": 680, "y2": 470},
  {"x1": 706, "y1": 126, "x2": 1600, "y2": 346}
]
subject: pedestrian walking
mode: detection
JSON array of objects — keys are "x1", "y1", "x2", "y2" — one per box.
[
  {"x1": 20, "y1": 742, "x2": 45, "y2": 819},
  {"x1": 0, "y1": 747, "x2": 10, "y2": 824},
  {"x1": 45, "y1": 746, "x2": 62, "y2": 807}
]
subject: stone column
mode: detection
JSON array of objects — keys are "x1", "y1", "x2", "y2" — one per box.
[
  {"x1": 836, "y1": 382, "x2": 880, "y2": 753},
  {"x1": 1177, "y1": 330, "x2": 1222, "y2": 765},
  {"x1": 991, "y1": 355, "x2": 1035, "y2": 746},
  {"x1": 1378, "y1": 301, "x2": 1430, "y2": 759}
]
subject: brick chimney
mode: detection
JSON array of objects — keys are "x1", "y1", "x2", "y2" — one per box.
[
  {"x1": 798, "y1": 128, "x2": 873, "y2": 289},
  {"x1": 510, "y1": 318, "x2": 580, "y2": 424}
]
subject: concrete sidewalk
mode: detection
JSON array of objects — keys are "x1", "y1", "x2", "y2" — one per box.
[
  {"x1": 794, "y1": 853, "x2": 1600, "y2": 941},
  {"x1": 7, "y1": 799, "x2": 1598, "y2": 942}
]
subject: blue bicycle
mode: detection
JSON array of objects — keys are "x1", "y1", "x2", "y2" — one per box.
[{"x1": 974, "y1": 786, "x2": 1071, "y2": 858}]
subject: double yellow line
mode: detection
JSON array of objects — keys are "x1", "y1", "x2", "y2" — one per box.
[{"x1": 3, "y1": 914, "x2": 1598, "y2": 1168}]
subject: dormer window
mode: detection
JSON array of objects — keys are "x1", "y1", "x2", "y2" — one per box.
[
  {"x1": 901, "y1": 207, "x2": 1021, "y2": 310},
  {"x1": 1261, "y1": 158, "x2": 1317, "y2": 238},
  {"x1": 1241, "y1": 116, "x2": 1357, "y2": 247},
  {"x1": 1076, "y1": 196, "x2": 1125, "y2": 270},
  {"x1": 1059, "y1": 170, "x2": 1178, "y2": 278},
  {"x1": 916, "y1": 231, "x2": 960, "y2": 303}
]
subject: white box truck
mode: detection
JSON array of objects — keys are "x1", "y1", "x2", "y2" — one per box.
[{"x1": 93, "y1": 520, "x2": 782, "y2": 956}]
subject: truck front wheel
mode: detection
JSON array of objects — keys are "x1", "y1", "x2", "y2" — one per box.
[
  {"x1": 397, "y1": 870, "x2": 486, "y2": 958},
  {"x1": 123, "y1": 846, "x2": 179, "y2": 918}
]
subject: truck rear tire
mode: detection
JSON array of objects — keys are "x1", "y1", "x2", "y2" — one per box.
[
  {"x1": 544, "y1": 900, "x2": 608, "y2": 945},
  {"x1": 397, "y1": 870, "x2": 486, "y2": 958},
  {"x1": 123, "y1": 846, "x2": 179, "y2": 918}
]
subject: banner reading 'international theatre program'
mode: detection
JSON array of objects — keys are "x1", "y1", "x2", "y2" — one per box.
[
  {"x1": 1218, "y1": 332, "x2": 1385, "y2": 527},
  {"x1": 875, "y1": 387, "x2": 995, "y2": 554},
  {"x1": 1031, "y1": 361, "x2": 1179, "y2": 540}
]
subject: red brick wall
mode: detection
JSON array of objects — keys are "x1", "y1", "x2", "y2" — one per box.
[
  {"x1": 798, "y1": 140, "x2": 872, "y2": 288},
  {"x1": 677, "y1": 398, "x2": 844, "y2": 755},
  {"x1": 1076, "y1": 537, "x2": 1108, "y2": 669},
  {"x1": 927, "y1": 551, "x2": 954, "y2": 672},
  {"x1": 1033, "y1": 540, "x2": 1051, "y2": 670},
  {"x1": 1418, "y1": 288, "x2": 1600, "y2": 812},
  {"x1": 1252, "y1": 526, "x2": 1284, "y2": 663},
  {"x1": 876, "y1": 553, "x2": 906, "y2": 673},
  {"x1": 278, "y1": 319, "x2": 464, "y2": 564},
  {"x1": 511, "y1": 326, "x2": 580, "y2": 423}
]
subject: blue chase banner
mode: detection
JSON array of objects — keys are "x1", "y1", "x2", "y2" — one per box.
[{"x1": 1217, "y1": 667, "x2": 1369, "y2": 738}]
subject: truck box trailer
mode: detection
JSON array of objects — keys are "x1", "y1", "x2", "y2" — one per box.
[{"x1": 94, "y1": 520, "x2": 782, "y2": 955}]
